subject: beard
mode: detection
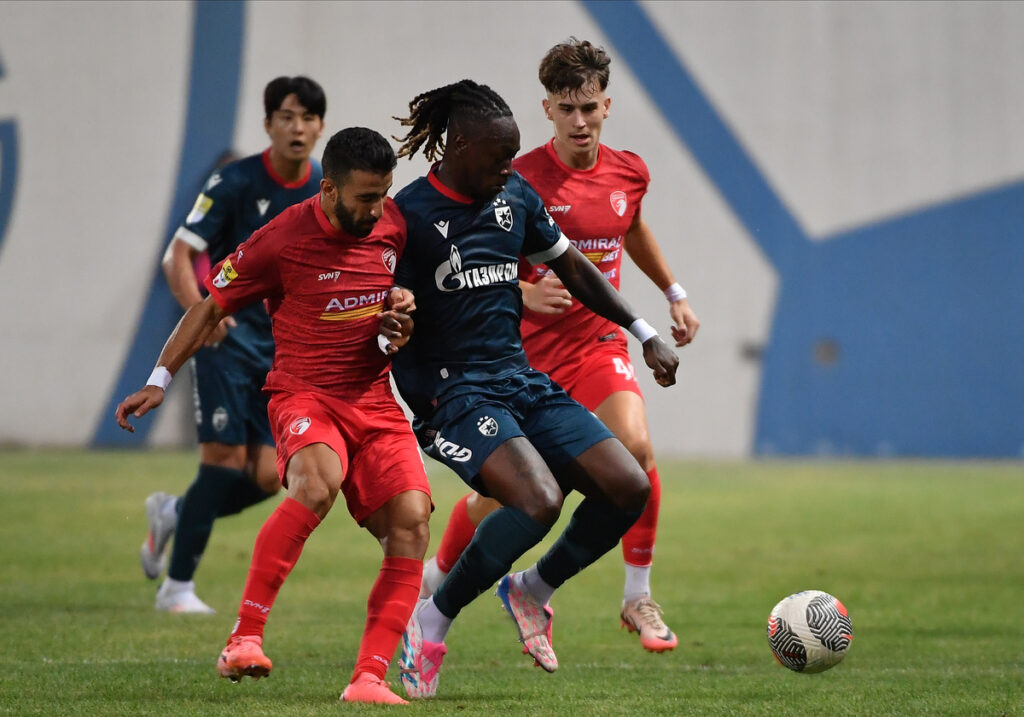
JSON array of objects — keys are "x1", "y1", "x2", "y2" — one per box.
[{"x1": 334, "y1": 199, "x2": 377, "y2": 238}]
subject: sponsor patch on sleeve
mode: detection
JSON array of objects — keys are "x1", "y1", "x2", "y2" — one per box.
[
  {"x1": 212, "y1": 258, "x2": 238, "y2": 288},
  {"x1": 186, "y1": 194, "x2": 213, "y2": 225}
]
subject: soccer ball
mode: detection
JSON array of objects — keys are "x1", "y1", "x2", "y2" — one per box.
[{"x1": 767, "y1": 590, "x2": 852, "y2": 673}]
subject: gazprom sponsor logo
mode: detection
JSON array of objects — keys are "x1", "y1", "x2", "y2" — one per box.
[
  {"x1": 434, "y1": 258, "x2": 519, "y2": 292},
  {"x1": 431, "y1": 432, "x2": 472, "y2": 463}
]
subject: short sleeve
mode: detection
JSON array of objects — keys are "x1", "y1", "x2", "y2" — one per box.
[
  {"x1": 173, "y1": 168, "x2": 240, "y2": 251},
  {"x1": 203, "y1": 224, "x2": 281, "y2": 313},
  {"x1": 516, "y1": 175, "x2": 570, "y2": 265}
]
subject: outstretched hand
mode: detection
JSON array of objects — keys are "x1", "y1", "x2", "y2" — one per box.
[
  {"x1": 641, "y1": 337, "x2": 679, "y2": 387},
  {"x1": 522, "y1": 275, "x2": 572, "y2": 315},
  {"x1": 114, "y1": 386, "x2": 166, "y2": 433}
]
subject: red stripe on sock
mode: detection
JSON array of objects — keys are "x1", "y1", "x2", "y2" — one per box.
[
  {"x1": 232, "y1": 497, "x2": 320, "y2": 638},
  {"x1": 353, "y1": 556, "x2": 423, "y2": 681},
  {"x1": 621, "y1": 466, "x2": 661, "y2": 567},
  {"x1": 436, "y1": 494, "x2": 476, "y2": 573}
]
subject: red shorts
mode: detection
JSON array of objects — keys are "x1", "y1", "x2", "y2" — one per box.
[
  {"x1": 536, "y1": 333, "x2": 644, "y2": 412},
  {"x1": 267, "y1": 391, "x2": 430, "y2": 524}
]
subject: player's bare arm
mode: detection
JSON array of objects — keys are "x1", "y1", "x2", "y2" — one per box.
[
  {"x1": 162, "y1": 238, "x2": 237, "y2": 345},
  {"x1": 520, "y1": 275, "x2": 572, "y2": 315},
  {"x1": 115, "y1": 295, "x2": 230, "y2": 431},
  {"x1": 622, "y1": 214, "x2": 700, "y2": 348},
  {"x1": 546, "y1": 245, "x2": 678, "y2": 386}
]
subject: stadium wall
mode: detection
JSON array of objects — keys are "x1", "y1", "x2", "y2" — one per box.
[{"x1": 0, "y1": 1, "x2": 1021, "y2": 457}]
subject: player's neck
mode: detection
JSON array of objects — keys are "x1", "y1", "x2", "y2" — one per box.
[
  {"x1": 435, "y1": 161, "x2": 473, "y2": 199},
  {"x1": 552, "y1": 138, "x2": 599, "y2": 171},
  {"x1": 267, "y1": 149, "x2": 309, "y2": 184}
]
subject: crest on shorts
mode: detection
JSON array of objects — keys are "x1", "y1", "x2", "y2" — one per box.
[
  {"x1": 477, "y1": 415, "x2": 499, "y2": 437},
  {"x1": 493, "y1": 197, "x2": 513, "y2": 232},
  {"x1": 609, "y1": 190, "x2": 628, "y2": 217},
  {"x1": 289, "y1": 417, "x2": 311, "y2": 435},
  {"x1": 381, "y1": 247, "x2": 397, "y2": 274},
  {"x1": 212, "y1": 407, "x2": 229, "y2": 432}
]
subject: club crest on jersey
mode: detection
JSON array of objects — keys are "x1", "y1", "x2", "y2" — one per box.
[
  {"x1": 381, "y1": 247, "x2": 397, "y2": 274},
  {"x1": 477, "y1": 416, "x2": 499, "y2": 437},
  {"x1": 212, "y1": 258, "x2": 238, "y2": 288},
  {"x1": 289, "y1": 417, "x2": 311, "y2": 435},
  {"x1": 212, "y1": 407, "x2": 229, "y2": 432},
  {"x1": 609, "y1": 190, "x2": 628, "y2": 217},
  {"x1": 256, "y1": 198, "x2": 270, "y2": 216},
  {"x1": 493, "y1": 197, "x2": 513, "y2": 231}
]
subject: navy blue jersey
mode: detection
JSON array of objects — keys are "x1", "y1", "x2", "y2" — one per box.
[
  {"x1": 392, "y1": 169, "x2": 569, "y2": 413},
  {"x1": 174, "y1": 149, "x2": 322, "y2": 352}
]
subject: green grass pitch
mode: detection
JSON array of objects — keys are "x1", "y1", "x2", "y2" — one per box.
[{"x1": 1, "y1": 450, "x2": 1022, "y2": 715}]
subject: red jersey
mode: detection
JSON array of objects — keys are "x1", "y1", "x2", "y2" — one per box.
[
  {"x1": 204, "y1": 194, "x2": 406, "y2": 403},
  {"x1": 514, "y1": 140, "x2": 650, "y2": 366}
]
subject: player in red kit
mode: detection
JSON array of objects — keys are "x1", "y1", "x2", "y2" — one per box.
[
  {"x1": 116, "y1": 128, "x2": 429, "y2": 705},
  {"x1": 420, "y1": 39, "x2": 700, "y2": 653}
]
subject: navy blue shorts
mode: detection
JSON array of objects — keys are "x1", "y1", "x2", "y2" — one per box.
[
  {"x1": 417, "y1": 368, "x2": 614, "y2": 493},
  {"x1": 189, "y1": 344, "x2": 273, "y2": 447}
]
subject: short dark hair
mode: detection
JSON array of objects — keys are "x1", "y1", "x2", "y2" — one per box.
[
  {"x1": 321, "y1": 127, "x2": 397, "y2": 184},
  {"x1": 263, "y1": 76, "x2": 327, "y2": 120},
  {"x1": 538, "y1": 38, "x2": 611, "y2": 95}
]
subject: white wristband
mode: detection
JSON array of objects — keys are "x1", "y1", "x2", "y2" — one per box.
[
  {"x1": 377, "y1": 334, "x2": 392, "y2": 355},
  {"x1": 664, "y1": 282, "x2": 687, "y2": 302},
  {"x1": 628, "y1": 318, "x2": 658, "y2": 344},
  {"x1": 146, "y1": 366, "x2": 172, "y2": 391}
]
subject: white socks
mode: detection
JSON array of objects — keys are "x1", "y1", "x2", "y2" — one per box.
[
  {"x1": 520, "y1": 567, "x2": 555, "y2": 605},
  {"x1": 417, "y1": 597, "x2": 453, "y2": 644},
  {"x1": 623, "y1": 564, "x2": 652, "y2": 603}
]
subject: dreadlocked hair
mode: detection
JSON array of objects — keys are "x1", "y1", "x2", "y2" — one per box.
[{"x1": 394, "y1": 79, "x2": 513, "y2": 161}]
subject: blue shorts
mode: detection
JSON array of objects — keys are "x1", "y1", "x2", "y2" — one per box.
[
  {"x1": 189, "y1": 343, "x2": 274, "y2": 447},
  {"x1": 417, "y1": 368, "x2": 614, "y2": 494}
]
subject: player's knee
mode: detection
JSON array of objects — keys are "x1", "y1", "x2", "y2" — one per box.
[
  {"x1": 287, "y1": 470, "x2": 338, "y2": 517},
  {"x1": 617, "y1": 464, "x2": 651, "y2": 514},
  {"x1": 517, "y1": 485, "x2": 563, "y2": 527}
]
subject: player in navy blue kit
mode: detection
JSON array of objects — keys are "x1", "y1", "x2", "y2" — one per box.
[
  {"x1": 139, "y1": 76, "x2": 326, "y2": 614},
  {"x1": 389, "y1": 80, "x2": 678, "y2": 698}
]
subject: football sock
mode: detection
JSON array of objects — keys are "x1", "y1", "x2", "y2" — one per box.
[
  {"x1": 168, "y1": 464, "x2": 246, "y2": 581},
  {"x1": 353, "y1": 556, "x2": 422, "y2": 681},
  {"x1": 231, "y1": 497, "x2": 320, "y2": 638},
  {"x1": 519, "y1": 566, "x2": 555, "y2": 605},
  {"x1": 621, "y1": 466, "x2": 661, "y2": 568},
  {"x1": 435, "y1": 494, "x2": 477, "y2": 573},
  {"x1": 433, "y1": 506, "x2": 550, "y2": 620},
  {"x1": 417, "y1": 596, "x2": 453, "y2": 644},
  {"x1": 624, "y1": 564, "x2": 652, "y2": 602},
  {"x1": 217, "y1": 476, "x2": 277, "y2": 518},
  {"x1": 536, "y1": 497, "x2": 643, "y2": 589}
]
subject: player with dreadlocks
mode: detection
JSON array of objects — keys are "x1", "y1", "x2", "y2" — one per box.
[
  {"x1": 420, "y1": 39, "x2": 699, "y2": 655},
  {"x1": 387, "y1": 79, "x2": 679, "y2": 699}
]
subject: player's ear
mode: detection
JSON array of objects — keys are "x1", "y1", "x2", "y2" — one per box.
[
  {"x1": 542, "y1": 98, "x2": 552, "y2": 120},
  {"x1": 603, "y1": 96, "x2": 611, "y2": 119}
]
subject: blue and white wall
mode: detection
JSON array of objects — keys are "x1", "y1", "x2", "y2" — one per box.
[{"x1": 1, "y1": 1, "x2": 1021, "y2": 457}]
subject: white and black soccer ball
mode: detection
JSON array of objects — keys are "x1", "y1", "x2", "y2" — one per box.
[{"x1": 767, "y1": 590, "x2": 853, "y2": 673}]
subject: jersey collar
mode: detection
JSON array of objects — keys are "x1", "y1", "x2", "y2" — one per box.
[
  {"x1": 427, "y1": 163, "x2": 475, "y2": 204},
  {"x1": 262, "y1": 148, "x2": 313, "y2": 189},
  {"x1": 313, "y1": 195, "x2": 347, "y2": 238},
  {"x1": 544, "y1": 138, "x2": 603, "y2": 175}
]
